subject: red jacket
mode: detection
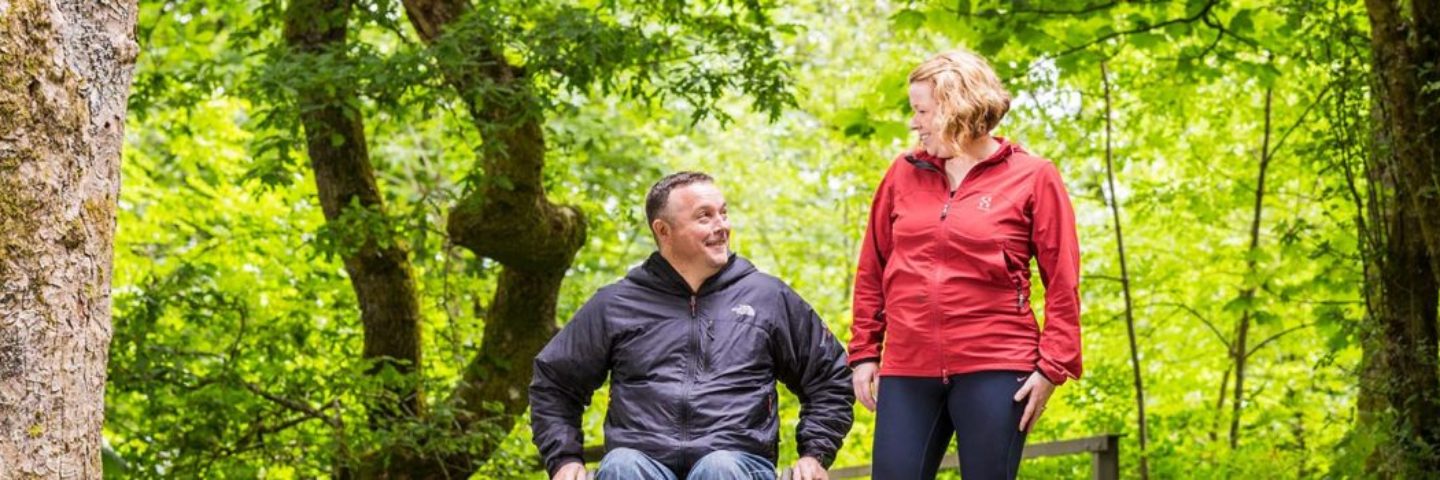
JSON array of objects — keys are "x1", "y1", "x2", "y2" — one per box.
[{"x1": 849, "y1": 139, "x2": 1082, "y2": 384}]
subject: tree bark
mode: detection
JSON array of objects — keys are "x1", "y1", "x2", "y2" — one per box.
[
  {"x1": 283, "y1": 0, "x2": 587, "y2": 475},
  {"x1": 282, "y1": 0, "x2": 426, "y2": 423},
  {"x1": 0, "y1": 0, "x2": 139, "y2": 475},
  {"x1": 1359, "y1": 0, "x2": 1440, "y2": 475},
  {"x1": 1359, "y1": 199, "x2": 1439, "y2": 475},
  {"x1": 331, "y1": 0, "x2": 587, "y2": 476},
  {"x1": 1365, "y1": 0, "x2": 1440, "y2": 284}
]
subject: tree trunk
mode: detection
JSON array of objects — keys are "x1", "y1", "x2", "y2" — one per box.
[
  {"x1": 319, "y1": 0, "x2": 586, "y2": 476},
  {"x1": 1099, "y1": 62, "x2": 1150, "y2": 480},
  {"x1": 282, "y1": 0, "x2": 425, "y2": 424},
  {"x1": 1365, "y1": 0, "x2": 1440, "y2": 284},
  {"x1": 1359, "y1": 0, "x2": 1440, "y2": 475},
  {"x1": 282, "y1": 0, "x2": 587, "y2": 475},
  {"x1": 1230, "y1": 87, "x2": 1274, "y2": 450},
  {"x1": 1361, "y1": 199, "x2": 1440, "y2": 475},
  {"x1": 0, "y1": 0, "x2": 139, "y2": 475}
]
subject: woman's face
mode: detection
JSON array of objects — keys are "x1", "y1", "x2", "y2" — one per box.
[{"x1": 908, "y1": 81, "x2": 950, "y2": 158}]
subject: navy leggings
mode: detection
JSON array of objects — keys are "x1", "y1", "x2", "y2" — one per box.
[{"x1": 872, "y1": 371, "x2": 1031, "y2": 480}]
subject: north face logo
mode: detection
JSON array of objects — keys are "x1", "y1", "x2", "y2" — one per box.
[
  {"x1": 731, "y1": 305, "x2": 755, "y2": 317},
  {"x1": 977, "y1": 196, "x2": 993, "y2": 211}
]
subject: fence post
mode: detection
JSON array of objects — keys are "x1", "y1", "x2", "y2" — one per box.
[{"x1": 1092, "y1": 434, "x2": 1121, "y2": 480}]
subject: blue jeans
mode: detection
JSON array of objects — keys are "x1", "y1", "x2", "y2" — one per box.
[{"x1": 595, "y1": 447, "x2": 776, "y2": 480}]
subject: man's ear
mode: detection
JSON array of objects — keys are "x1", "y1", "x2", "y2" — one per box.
[{"x1": 651, "y1": 218, "x2": 669, "y2": 243}]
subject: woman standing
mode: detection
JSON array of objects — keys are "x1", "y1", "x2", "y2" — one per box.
[{"x1": 848, "y1": 49, "x2": 1082, "y2": 480}]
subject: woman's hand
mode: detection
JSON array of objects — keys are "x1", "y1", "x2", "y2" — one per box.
[
  {"x1": 1013, "y1": 371, "x2": 1056, "y2": 432},
  {"x1": 852, "y1": 361, "x2": 879, "y2": 411}
]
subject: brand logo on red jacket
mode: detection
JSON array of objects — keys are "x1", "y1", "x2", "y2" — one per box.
[{"x1": 978, "y1": 196, "x2": 993, "y2": 211}]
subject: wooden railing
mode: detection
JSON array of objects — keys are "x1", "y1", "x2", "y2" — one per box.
[
  {"x1": 562, "y1": 434, "x2": 1120, "y2": 480},
  {"x1": 814, "y1": 434, "x2": 1121, "y2": 480}
]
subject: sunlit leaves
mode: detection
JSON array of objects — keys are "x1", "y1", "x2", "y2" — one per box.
[{"x1": 107, "y1": 0, "x2": 1378, "y2": 477}]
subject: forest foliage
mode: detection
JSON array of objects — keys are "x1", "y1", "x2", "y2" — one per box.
[{"x1": 104, "y1": 0, "x2": 1395, "y2": 477}]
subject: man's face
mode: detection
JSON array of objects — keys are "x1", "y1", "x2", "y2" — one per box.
[{"x1": 655, "y1": 182, "x2": 731, "y2": 272}]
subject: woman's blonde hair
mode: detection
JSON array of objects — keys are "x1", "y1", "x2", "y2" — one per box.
[{"x1": 908, "y1": 49, "x2": 1011, "y2": 151}]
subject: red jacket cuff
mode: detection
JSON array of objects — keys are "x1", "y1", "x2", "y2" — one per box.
[{"x1": 1037, "y1": 358, "x2": 1074, "y2": 386}]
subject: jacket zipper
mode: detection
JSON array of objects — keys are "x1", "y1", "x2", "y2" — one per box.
[
  {"x1": 937, "y1": 182, "x2": 956, "y2": 384},
  {"x1": 937, "y1": 158, "x2": 995, "y2": 384},
  {"x1": 692, "y1": 295, "x2": 707, "y2": 372},
  {"x1": 680, "y1": 294, "x2": 698, "y2": 463},
  {"x1": 909, "y1": 155, "x2": 954, "y2": 383},
  {"x1": 907, "y1": 149, "x2": 1014, "y2": 383},
  {"x1": 1003, "y1": 250, "x2": 1026, "y2": 313},
  {"x1": 933, "y1": 177, "x2": 956, "y2": 383}
]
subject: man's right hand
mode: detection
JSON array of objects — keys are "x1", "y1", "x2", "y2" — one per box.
[
  {"x1": 852, "y1": 361, "x2": 879, "y2": 411},
  {"x1": 552, "y1": 461, "x2": 587, "y2": 480}
]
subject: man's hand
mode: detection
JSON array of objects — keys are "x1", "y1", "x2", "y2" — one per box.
[
  {"x1": 852, "y1": 361, "x2": 879, "y2": 411},
  {"x1": 1013, "y1": 371, "x2": 1057, "y2": 432},
  {"x1": 551, "y1": 461, "x2": 587, "y2": 480},
  {"x1": 789, "y1": 456, "x2": 828, "y2": 480}
]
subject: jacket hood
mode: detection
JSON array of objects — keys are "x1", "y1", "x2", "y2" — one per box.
[{"x1": 627, "y1": 251, "x2": 757, "y2": 297}]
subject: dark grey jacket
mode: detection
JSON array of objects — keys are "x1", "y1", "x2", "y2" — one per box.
[{"x1": 530, "y1": 253, "x2": 853, "y2": 476}]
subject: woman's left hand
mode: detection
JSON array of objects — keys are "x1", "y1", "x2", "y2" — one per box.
[{"x1": 1013, "y1": 371, "x2": 1056, "y2": 432}]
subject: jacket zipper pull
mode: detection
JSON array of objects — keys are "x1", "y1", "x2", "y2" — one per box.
[
  {"x1": 940, "y1": 201, "x2": 951, "y2": 220},
  {"x1": 689, "y1": 295, "x2": 697, "y2": 318},
  {"x1": 941, "y1": 368, "x2": 950, "y2": 384},
  {"x1": 1017, "y1": 289, "x2": 1025, "y2": 312}
]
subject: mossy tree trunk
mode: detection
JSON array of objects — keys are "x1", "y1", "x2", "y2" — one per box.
[
  {"x1": 1358, "y1": 0, "x2": 1440, "y2": 476},
  {"x1": 279, "y1": 0, "x2": 585, "y2": 476},
  {"x1": 282, "y1": 0, "x2": 426, "y2": 426},
  {"x1": 0, "y1": 0, "x2": 139, "y2": 475}
]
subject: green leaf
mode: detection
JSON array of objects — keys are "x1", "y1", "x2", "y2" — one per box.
[
  {"x1": 1186, "y1": 0, "x2": 1211, "y2": 16},
  {"x1": 103, "y1": 443, "x2": 136, "y2": 476},
  {"x1": 1130, "y1": 32, "x2": 1166, "y2": 49},
  {"x1": 978, "y1": 35, "x2": 1008, "y2": 56},
  {"x1": 1252, "y1": 309, "x2": 1280, "y2": 326},
  {"x1": 844, "y1": 122, "x2": 877, "y2": 139},
  {"x1": 835, "y1": 107, "x2": 876, "y2": 139},
  {"x1": 1244, "y1": 247, "x2": 1270, "y2": 263},
  {"x1": 873, "y1": 120, "x2": 911, "y2": 143},
  {"x1": 1223, "y1": 295, "x2": 1256, "y2": 313},
  {"x1": 1229, "y1": 10, "x2": 1255, "y2": 36},
  {"x1": 1326, "y1": 329, "x2": 1353, "y2": 352},
  {"x1": 892, "y1": 9, "x2": 926, "y2": 31}
]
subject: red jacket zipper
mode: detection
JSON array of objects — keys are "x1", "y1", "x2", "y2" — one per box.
[{"x1": 937, "y1": 160, "x2": 995, "y2": 383}]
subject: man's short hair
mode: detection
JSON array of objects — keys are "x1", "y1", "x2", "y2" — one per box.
[{"x1": 645, "y1": 171, "x2": 714, "y2": 231}]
